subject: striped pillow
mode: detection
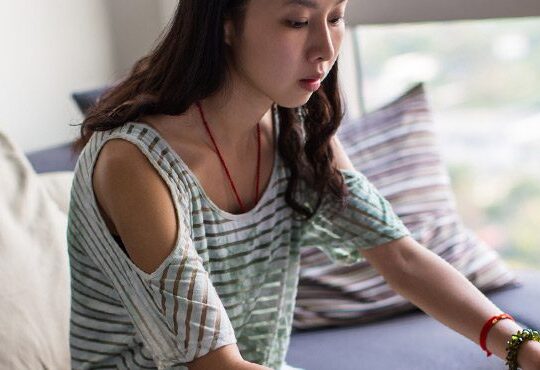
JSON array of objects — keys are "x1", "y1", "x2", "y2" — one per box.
[{"x1": 293, "y1": 83, "x2": 519, "y2": 329}]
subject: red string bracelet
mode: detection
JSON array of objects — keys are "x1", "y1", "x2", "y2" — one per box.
[{"x1": 479, "y1": 313, "x2": 515, "y2": 357}]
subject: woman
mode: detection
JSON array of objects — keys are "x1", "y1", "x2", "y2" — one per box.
[{"x1": 68, "y1": 0, "x2": 540, "y2": 369}]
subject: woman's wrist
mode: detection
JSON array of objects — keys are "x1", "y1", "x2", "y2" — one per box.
[
  {"x1": 481, "y1": 313, "x2": 540, "y2": 369},
  {"x1": 485, "y1": 318, "x2": 523, "y2": 360},
  {"x1": 516, "y1": 338, "x2": 540, "y2": 370}
]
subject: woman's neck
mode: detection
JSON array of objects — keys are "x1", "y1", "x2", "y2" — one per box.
[{"x1": 197, "y1": 72, "x2": 274, "y2": 151}]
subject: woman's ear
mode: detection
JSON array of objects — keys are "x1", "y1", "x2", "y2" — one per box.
[{"x1": 223, "y1": 18, "x2": 235, "y2": 46}]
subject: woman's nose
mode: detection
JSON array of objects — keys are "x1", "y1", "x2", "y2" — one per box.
[{"x1": 308, "y1": 22, "x2": 335, "y2": 63}]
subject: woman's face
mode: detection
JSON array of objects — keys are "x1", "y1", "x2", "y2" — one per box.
[{"x1": 225, "y1": 0, "x2": 348, "y2": 108}]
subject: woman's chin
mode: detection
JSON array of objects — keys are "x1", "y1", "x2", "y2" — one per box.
[{"x1": 275, "y1": 93, "x2": 314, "y2": 109}]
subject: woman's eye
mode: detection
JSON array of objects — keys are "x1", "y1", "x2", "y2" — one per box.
[
  {"x1": 287, "y1": 20, "x2": 309, "y2": 29},
  {"x1": 286, "y1": 16, "x2": 345, "y2": 29},
  {"x1": 330, "y1": 16, "x2": 345, "y2": 25}
]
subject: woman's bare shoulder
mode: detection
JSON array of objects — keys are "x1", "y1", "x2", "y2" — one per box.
[{"x1": 92, "y1": 138, "x2": 180, "y2": 274}]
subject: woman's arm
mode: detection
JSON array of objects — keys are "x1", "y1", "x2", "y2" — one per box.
[
  {"x1": 329, "y1": 134, "x2": 540, "y2": 367},
  {"x1": 95, "y1": 140, "x2": 271, "y2": 369},
  {"x1": 188, "y1": 344, "x2": 271, "y2": 370},
  {"x1": 360, "y1": 236, "x2": 540, "y2": 369}
]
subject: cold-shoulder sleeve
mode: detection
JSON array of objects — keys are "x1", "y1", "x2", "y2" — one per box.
[
  {"x1": 134, "y1": 222, "x2": 238, "y2": 366},
  {"x1": 82, "y1": 128, "x2": 237, "y2": 368},
  {"x1": 297, "y1": 169, "x2": 411, "y2": 265}
]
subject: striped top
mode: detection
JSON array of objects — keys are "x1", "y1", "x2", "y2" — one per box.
[{"x1": 67, "y1": 114, "x2": 410, "y2": 369}]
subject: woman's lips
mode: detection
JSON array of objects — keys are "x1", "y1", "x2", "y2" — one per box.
[{"x1": 299, "y1": 78, "x2": 321, "y2": 92}]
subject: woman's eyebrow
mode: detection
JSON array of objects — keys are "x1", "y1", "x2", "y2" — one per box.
[{"x1": 283, "y1": 0, "x2": 346, "y2": 10}]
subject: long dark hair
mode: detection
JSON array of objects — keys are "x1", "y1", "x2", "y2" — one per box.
[{"x1": 71, "y1": 0, "x2": 349, "y2": 221}]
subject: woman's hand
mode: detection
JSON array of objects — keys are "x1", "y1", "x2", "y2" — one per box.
[{"x1": 516, "y1": 339, "x2": 540, "y2": 370}]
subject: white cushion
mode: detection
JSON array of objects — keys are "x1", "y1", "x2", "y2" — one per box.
[
  {"x1": 39, "y1": 171, "x2": 74, "y2": 215},
  {"x1": 0, "y1": 130, "x2": 70, "y2": 369}
]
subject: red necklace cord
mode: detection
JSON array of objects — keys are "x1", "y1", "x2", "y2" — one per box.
[{"x1": 195, "y1": 101, "x2": 261, "y2": 213}]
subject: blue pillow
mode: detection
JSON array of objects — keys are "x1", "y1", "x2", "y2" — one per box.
[{"x1": 71, "y1": 86, "x2": 108, "y2": 115}]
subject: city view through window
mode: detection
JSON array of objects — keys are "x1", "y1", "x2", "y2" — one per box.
[{"x1": 349, "y1": 17, "x2": 540, "y2": 269}]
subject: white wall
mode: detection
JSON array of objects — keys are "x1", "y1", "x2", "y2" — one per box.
[
  {"x1": 0, "y1": 0, "x2": 176, "y2": 152},
  {"x1": 104, "y1": 0, "x2": 165, "y2": 76},
  {"x1": 159, "y1": 0, "x2": 177, "y2": 27},
  {"x1": 0, "y1": 1, "x2": 116, "y2": 151}
]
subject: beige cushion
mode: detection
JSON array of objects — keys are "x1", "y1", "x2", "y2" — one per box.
[
  {"x1": 39, "y1": 171, "x2": 74, "y2": 215},
  {"x1": 0, "y1": 130, "x2": 70, "y2": 369}
]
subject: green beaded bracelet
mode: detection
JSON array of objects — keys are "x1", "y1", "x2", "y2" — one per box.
[{"x1": 505, "y1": 328, "x2": 540, "y2": 370}]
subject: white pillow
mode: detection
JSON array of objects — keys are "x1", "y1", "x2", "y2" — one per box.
[
  {"x1": 39, "y1": 171, "x2": 74, "y2": 215},
  {"x1": 0, "y1": 130, "x2": 70, "y2": 370}
]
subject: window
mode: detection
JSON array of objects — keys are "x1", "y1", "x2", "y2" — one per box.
[{"x1": 342, "y1": 17, "x2": 540, "y2": 269}]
